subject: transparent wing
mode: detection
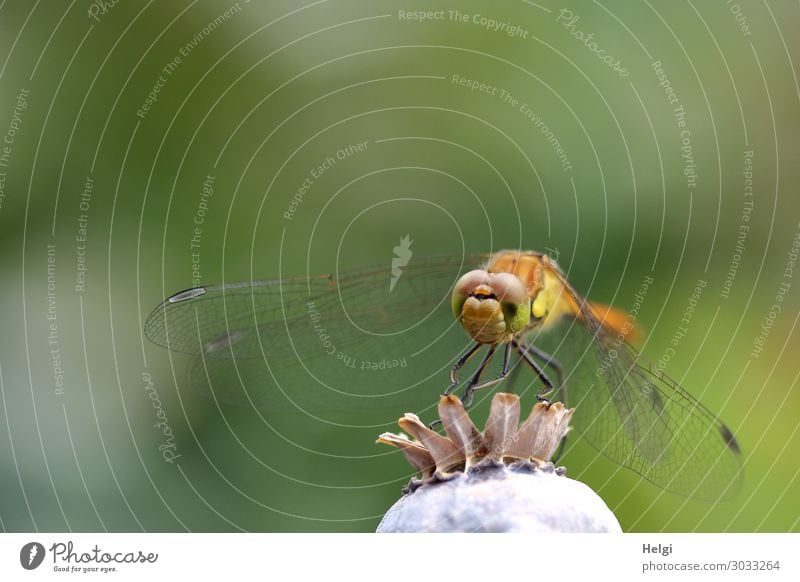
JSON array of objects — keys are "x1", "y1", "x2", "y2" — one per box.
[
  {"x1": 144, "y1": 254, "x2": 489, "y2": 420},
  {"x1": 523, "y1": 267, "x2": 742, "y2": 500}
]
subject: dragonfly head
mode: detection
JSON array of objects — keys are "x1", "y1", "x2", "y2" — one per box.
[{"x1": 452, "y1": 270, "x2": 531, "y2": 343}]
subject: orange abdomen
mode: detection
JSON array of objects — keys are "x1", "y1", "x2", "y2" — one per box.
[{"x1": 586, "y1": 301, "x2": 644, "y2": 346}]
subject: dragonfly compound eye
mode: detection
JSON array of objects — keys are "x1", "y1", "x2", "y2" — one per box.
[
  {"x1": 451, "y1": 269, "x2": 490, "y2": 318},
  {"x1": 485, "y1": 272, "x2": 527, "y2": 305},
  {"x1": 487, "y1": 273, "x2": 531, "y2": 334}
]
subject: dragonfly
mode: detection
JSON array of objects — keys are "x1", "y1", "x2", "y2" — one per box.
[{"x1": 145, "y1": 250, "x2": 741, "y2": 501}]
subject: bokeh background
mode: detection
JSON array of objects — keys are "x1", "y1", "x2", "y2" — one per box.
[{"x1": 1, "y1": 0, "x2": 798, "y2": 532}]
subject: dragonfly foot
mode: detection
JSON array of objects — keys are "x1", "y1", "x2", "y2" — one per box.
[{"x1": 461, "y1": 390, "x2": 475, "y2": 409}]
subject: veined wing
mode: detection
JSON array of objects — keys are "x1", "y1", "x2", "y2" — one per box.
[
  {"x1": 524, "y1": 264, "x2": 742, "y2": 500},
  {"x1": 144, "y1": 254, "x2": 488, "y2": 418},
  {"x1": 145, "y1": 254, "x2": 488, "y2": 357}
]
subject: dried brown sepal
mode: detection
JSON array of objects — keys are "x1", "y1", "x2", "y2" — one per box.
[
  {"x1": 506, "y1": 402, "x2": 573, "y2": 462},
  {"x1": 533, "y1": 403, "x2": 574, "y2": 461},
  {"x1": 379, "y1": 393, "x2": 575, "y2": 481},
  {"x1": 397, "y1": 413, "x2": 464, "y2": 473},
  {"x1": 376, "y1": 433, "x2": 435, "y2": 480},
  {"x1": 483, "y1": 393, "x2": 522, "y2": 460},
  {"x1": 437, "y1": 395, "x2": 487, "y2": 469}
]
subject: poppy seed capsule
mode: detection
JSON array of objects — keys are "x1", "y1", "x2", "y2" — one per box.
[{"x1": 376, "y1": 393, "x2": 622, "y2": 533}]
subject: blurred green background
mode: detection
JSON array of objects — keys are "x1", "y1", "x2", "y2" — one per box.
[{"x1": 0, "y1": 0, "x2": 798, "y2": 532}]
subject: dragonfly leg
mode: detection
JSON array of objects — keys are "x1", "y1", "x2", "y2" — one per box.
[
  {"x1": 462, "y1": 342, "x2": 512, "y2": 408},
  {"x1": 459, "y1": 344, "x2": 497, "y2": 408},
  {"x1": 505, "y1": 362, "x2": 522, "y2": 394},
  {"x1": 430, "y1": 342, "x2": 490, "y2": 430},
  {"x1": 512, "y1": 340, "x2": 556, "y2": 404},
  {"x1": 431, "y1": 340, "x2": 510, "y2": 428},
  {"x1": 516, "y1": 340, "x2": 566, "y2": 404},
  {"x1": 512, "y1": 340, "x2": 570, "y2": 460},
  {"x1": 444, "y1": 342, "x2": 482, "y2": 396},
  {"x1": 504, "y1": 347, "x2": 526, "y2": 394}
]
